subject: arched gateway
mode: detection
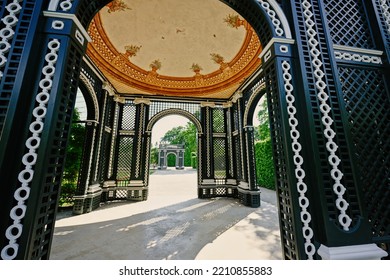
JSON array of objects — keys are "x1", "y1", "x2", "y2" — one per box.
[
  {"x1": 0, "y1": 0, "x2": 389, "y2": 260},
  {"x1": 157, "y1": 144, "x2": 185, "y2": 170}
]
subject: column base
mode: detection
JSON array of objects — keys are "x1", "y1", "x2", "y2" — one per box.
[
  {"x1": 73, "y1": 184, "x2": 102, "y2": 215},
  {"x1": 101, "y1": 180, "x2": 148, "y2": 202},
  {"x1": 198, "y1": 184, "x2": 237, "y2": 199},
  {"x1": 237, "y1": 186, "x2": 261, "y2": 208},
  {"x1": 318, "y1": 243, "x2": 388, "y2": 260}
]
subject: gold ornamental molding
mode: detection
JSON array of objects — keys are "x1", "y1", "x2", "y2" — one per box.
[{"x1": 86, "y1": 11, "x2": 262, "y2": 98}]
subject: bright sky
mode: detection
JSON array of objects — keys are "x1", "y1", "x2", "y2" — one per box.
[{"x1": 75, "y1": 89, "x2": 88, "y2": 120}]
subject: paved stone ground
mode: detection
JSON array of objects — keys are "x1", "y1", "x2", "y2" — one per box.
[{"x1": 50, "y1": 168, "x2": 282, "y2": 260}]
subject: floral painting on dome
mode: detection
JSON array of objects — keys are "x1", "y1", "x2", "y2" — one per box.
[{"x1": 107, "y1": 0, "x2": 131, "y2": 13}]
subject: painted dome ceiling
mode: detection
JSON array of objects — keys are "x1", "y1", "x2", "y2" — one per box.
[{"x1": 87, "y1": 0, "x2": 263, "y2": 99}]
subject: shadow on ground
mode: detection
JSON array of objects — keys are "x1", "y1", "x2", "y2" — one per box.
[
  {"x1": 51, "y1": 169, "x2": 282, "y2": 260},
  {"x1": 52, "y1": 198, "x2": 259, "y2": 259}
]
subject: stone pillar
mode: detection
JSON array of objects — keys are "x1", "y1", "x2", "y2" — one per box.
[
  {"x1": 176, "y1": 148, "x2": 185, "y2": 169},
  {"x1": 158, "y1": 148, "x2": 166, "y2": 169}
]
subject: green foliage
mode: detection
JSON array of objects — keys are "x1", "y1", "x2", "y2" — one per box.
[
  {"x1": 191, "y1": 152, "x2": 197, "y2": 169},
  {"x1": 254, "y1": 97, "x2": 275, "y2": 190},
  {"x1": 161, "y1": 122, "x2": 197, "y2": 167},
  {"x1": 167, "y1": 154, "x2": 176, "y2": 167},
  {"x1": 254, "y1": 97, "x2": 271, "y2": 141},
  {"x1": 255, "y1": 140, "x2": 275, "y2": 190},
  {"x1": 62, "y1": 109, "x2": 85, "y2": 182},
  {"x1": 59, "y1": 108, "x2": 85, "y2": 207},
  {"x1": 161, "y1": 126, "x2": 186, "y2": 144},
  {"x1": 59, "y1": 183, "x2": 77, "y2": 206},
  {"x1": 150, "y1": 146, "x2": 158, "y2": 165}
]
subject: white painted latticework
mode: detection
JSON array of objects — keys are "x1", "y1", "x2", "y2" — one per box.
[
  {"x1": 198, "y1": 136, "x2": 203, "y2": 184},
  {"x1": 258, "y1": 0, "x2": 284, "y2": 36},
  {"x1": 282, "y1": 60, "x2": 316, "y2": 259},
  {"x1": 227, "y1": 108, "x2": 234, "y2": 177},
  {"x1": 301, "y1": 0, "x2": 352, "y2": 231},
  {"x1": 59, "y1": 0, "x2": 73, "y2": 12},
  {"x1": 206, "y1": 107, "x2": 211, "y2": 177},
  {"x1": 334, "y1": 51, "x2": 383, "y2": 64},
  {"x1": 0, "y1": 0, "x2": 22, "y2": 80},
  {"x1": 108, "y1": 101, "x2": 120, "y2": 178},
  {"x1": 243, "y1": 80, "x2": 265, "y2": 127},
  {"x1": 379, "y1": 0, "x2": 390, "y2": 35},
  {"x1": 135, "y1": 103, "x2": 145, "y2": 178},
  {"x1": 94, "y1": 92, "x2": 107, "y2": 182},
  {"x1": 1, "y1": 38, "x2": 61, "y2": 260},
  {"x1": 237, "y1": 99, "x2": 245, "y2": 180},
  {"x1": 144, "y1": 135, "x2": 151, "y2": 186},
  {"x1": 48, "y1": 0, "x2": 73, "y2": 12}
]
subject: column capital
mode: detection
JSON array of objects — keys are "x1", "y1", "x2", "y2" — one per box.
[
  {"x1": 113, "y1": 95, "x2": 125, "y2": 104},
  {"x1": 200, "y1": 101, "x2": 216, "y2": 108},
  {"x1": 231, "y1": 91, "x2": 243, "y2": 103},
  {"x1": 223, "y1": 101, "x2": 233, "y2": 108},
  {"x1": 103, "y1": 82, "x2": 116, "y2": 96},
  {"x1": 42, "y1": 11, "x2": 91, "y2": 46},
  {"x1": 134, "y1": 98, "x2": 151, "y2": 105}
]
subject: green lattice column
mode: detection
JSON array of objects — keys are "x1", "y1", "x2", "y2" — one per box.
[
  {"x1": 223, "y1": 101, "x2": 238, "y2": 188},
  {"x1": 0, "y1": 1, "x2": 90, "y2": 259},
  {"x1": 126, "y1": 98, "x2": 150, "y2": 200},
  {"x1": 199, "y1": 102, "x2": 215, "y2": 185},
  {"x1": 72, "y1": 121, "x2": 102, "y2": 215},
  {"x1": 286, "y1": 0, "x2": 388, "y2": 259}
]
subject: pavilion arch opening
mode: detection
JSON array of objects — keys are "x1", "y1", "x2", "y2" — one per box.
[
  {"x1": 58, "y1": 88, "x2": 88, "y2": 208},
  {"x1": 147, "y1": 108, "x2": 202, "y2": 198},
  {"x1": 147, "y1": 113, "x2": 200, "y2": 199}
]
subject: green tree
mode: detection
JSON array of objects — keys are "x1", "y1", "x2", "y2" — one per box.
[
  {"x1": 161, "y1": 126, "x2": 186, "y2": 144},
  {"x1": 60, "y1": 108, "x2": 85, "y2": 206},
  {"x1": 255, "y1": 96, "x2": 271, "y2": 141},
  {"x1": 150, "y1": 146, "x2": 158, "y2": 165},
  {"x1": 254, "y1": 97, "x2": 275, "y2": 189},
  {"x1": 62, "y1": 109, "x2": 85, "y2": 182}
]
